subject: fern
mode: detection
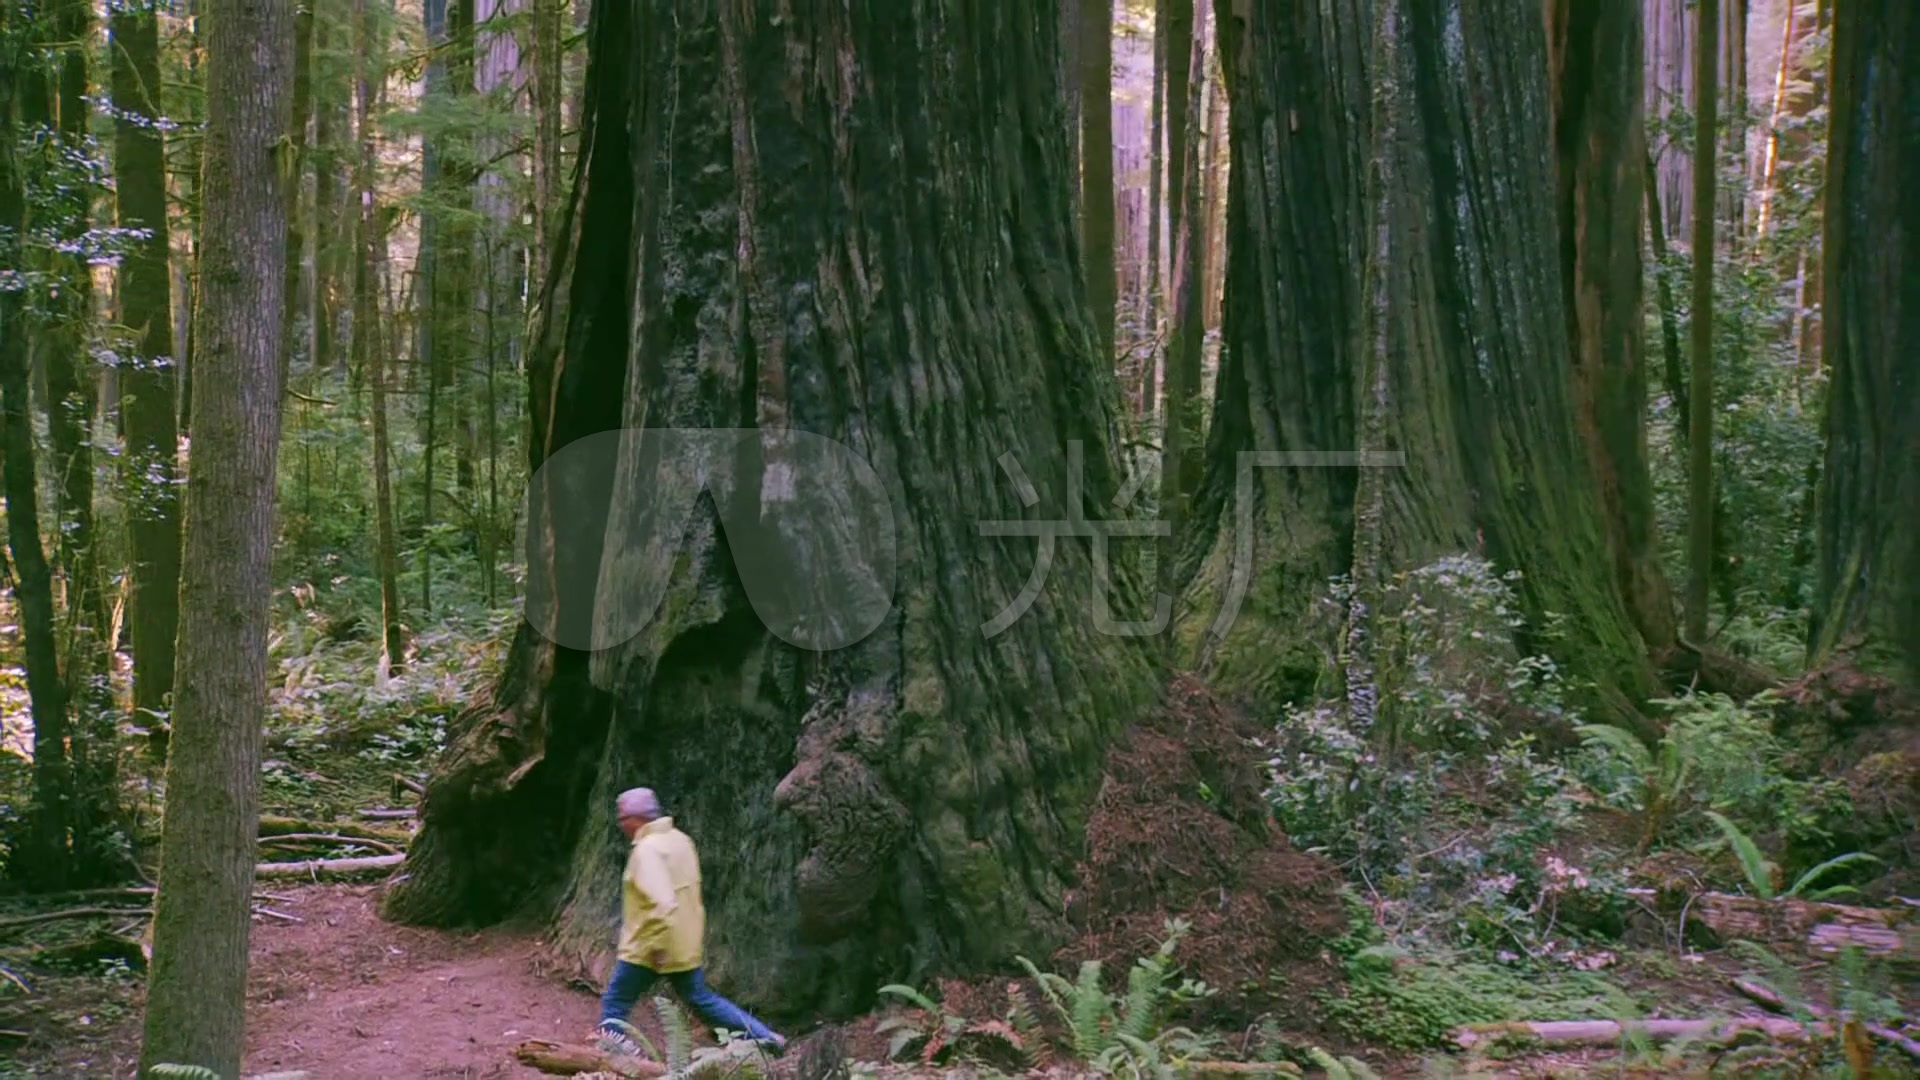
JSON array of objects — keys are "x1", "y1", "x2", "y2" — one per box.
[
  {"x1": 1069, "y1": 959, "x2": 1114, "y2": 1059},
  {"x1": 1706, "y1": 811, "x2": 1777, "y2": 899},
  {"x1": 876, "y1": 983, "x2": 943, "y2": 1015},
  {"x1": 148, "y1": 1068, "x2": 221, "y2": 1080},
  {"x1": 654, "y1": 994, "x2": 694, "y2": 1073},
  {"x1": 601, "y1": 1017, "x2": 661, "y2": 1061},
  {"x1": 1575, "y1": 723, "x2": 1653, "y2": 776},
  {"x1": 1783, "y1": 851, "x2": 1881, "y2": 900},
  {"x1": 1115, "y1": 954, "x2": 1170, "y2": 1044},
  {"x1": 1006, "y1": 981, "x2": 1043, "y2": 1046}
]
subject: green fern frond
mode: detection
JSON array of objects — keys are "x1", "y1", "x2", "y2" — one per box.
[
  {"x1": 1706, "y1": 811, "x2": 1776, "y2": 900},
  {"x1": 1305, "y1": 1047, "x2": 1349, "y2": 1079},
  {"x1": 1784, "y1": 852, "x2": 1881, "y2": 899},
  {"x1": 1006, "y1": 981, "x2": 1043, "y2": 1044},
  {"x1": 876, "y1": 983, "x2": 943, "y2": 1015},
  {"x1": 148, "y1": 1067, "x2": 221, "y2": 1080},
  {"x1": 1070, "y1": 959, "x2": 1113, "y2": 1058},
  {"x1": 1116, "y1": 956, "x2": 1168, "y2": 1044},
  {"x1": 602, "y1": 1017, "x2": 661, "y2": 1060},
  {"x1": 654, "y1": 993, "x2": 693, "y2": 1072},
  {"x1": 1336, "y1": 1055, "x2": 1381, "y2": 1080},
  {"x1": 1575, "y1": 723, "x2": 1654, "y2": 775}
]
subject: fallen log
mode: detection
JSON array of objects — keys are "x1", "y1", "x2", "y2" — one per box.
[
  {"x1": 254, "y1": 854, "x2": 405, "y2": 880},
  {"x1": 257, "y1": 832, "x2": 402, "y2": 855},
  {"x1": 1732, "y1": 978, "x2": 1920, "y2": 1063},
  {"x1": 357, "y1": 808, "x2": 415, "y2": 821},
  {"x1": 1626, "y1": 887, "x2": 1918, "y2": 960},
  {"x1": 1177, "y1": 1062, "x2": 1306, "y2": 1079},
  {"x1": 392, "y1": 774, "x2": 425, "y2": 797},
  {"x1": 258, "y1": 814, "x2": 409, "y2": 843},
  {"x1": 1453, "y1": 1017, "x2": 1828, "y2": 1050},
  {"x1": 511, "y1": 1038, "x2": 666, "y2": 1078}
]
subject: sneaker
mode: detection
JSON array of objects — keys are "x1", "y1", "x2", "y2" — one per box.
[
  {"x1": 594, "y1": 1027, "x2": 643, "y2": 1058},
  {"x1": 757, "y1": 1033, "x2": 788, "y2": 1058}
]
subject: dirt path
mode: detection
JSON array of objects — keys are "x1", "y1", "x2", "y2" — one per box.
[{"x1": 33, "y1": 884, "x2": 604, "y2": 1079}]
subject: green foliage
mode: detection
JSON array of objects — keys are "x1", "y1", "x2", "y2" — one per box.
[
  {"x1": 1704, "y1": 810, "x2": 1880, "y2": 902},
  {"x1": 147, "y1": 1068, "x2": 221, "y2": 1080},
  {"x1": 1013, "y1": 918, "x2": 1214, "y2": 1068},
  {"x1": 1267, "y1": 557, "x2": 1585, "y2": 949}
]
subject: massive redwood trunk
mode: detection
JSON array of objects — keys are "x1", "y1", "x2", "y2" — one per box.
[
  {"x1": 1808, "y1": 0, "x2": 1919, "y2": 683},
  {"x1": 1185, "y1": 0, "x2": 1660, "y2": 721},
  {"x1": 388, "y1": 1, "x2": 1156, "y2": 1018},
  {"x1": 1547, "y1": 0, "x2": 1677, "y2": 655}
]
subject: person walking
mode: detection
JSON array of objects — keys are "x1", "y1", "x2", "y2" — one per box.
[{"x1": 594, "y1": 787, "x2": 787, "y2": 1056}]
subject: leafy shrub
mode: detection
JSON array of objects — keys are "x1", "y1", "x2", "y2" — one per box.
[{"x1": 1265, "y1": 557, "x2": 1584, "y2": 944}]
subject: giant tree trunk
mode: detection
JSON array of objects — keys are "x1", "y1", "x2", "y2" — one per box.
[
  {"x1": 137, "y1": 0, "x2": 291, "y2": 1070},
  {"x1": 386, "y1": 0, "x2": 1156, "y2": 1019},
  {"x1": 1547, "y1": 0, "x2": 1678, "y2": 654},
  {"x1": 1080, "y1": 0, "x2": 1117, "y2": 367},
  {"x1": 1187, "y1": 0, "x2": 1660, "y2": 720},
  {"x1": 0, "y1": 21, "x2": 75, "y2": 890},
  {"x1": 109, "y1": 0, "x2": 184, "y2": 755},
  {"x1": 1158, "y1": 0, "x2": 1208, "y2": 586},
  {"x1": 1140, "y1": 0, "x2": 1167, "y2": 417},
  {"x1": 1807, "y1": 0, "x2": 1919, "y2": 683}
]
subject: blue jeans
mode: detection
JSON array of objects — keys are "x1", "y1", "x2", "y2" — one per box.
[{"x1": 598, "y1": 960, "x2": 780, "y2": 1042}]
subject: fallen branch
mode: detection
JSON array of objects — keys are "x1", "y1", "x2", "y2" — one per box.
[
  {"x1": 1732, "y1": 978, "x2": 1920, "y2": 1063},
  {"x1": 392, "y1": 774, "x2": 426, "y2": 797},
  {"x1": 1453, "y1": 1017, "x2": 1828, "y2": 1050},
  {"x1": 254, "y1": 854, "x2": 405, "y2": 880},
  {"x1": 357, "y1": 808, "x2": 415, "y2": 821},
  {"x1": 252, "y1": 906, "x2": 304, "y2": 923},
  {"x1": 257, "y1": 832, "x2": 402, "y2": 855},
  {"x1": 0, "y1": 907, "x2": 150, "y2": 934},
  {"x1": 511, "y1": 1038, "x2": 666, "y2": 1078}
]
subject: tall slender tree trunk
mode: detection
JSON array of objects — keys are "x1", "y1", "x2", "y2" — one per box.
[
  {"x1": 1201, "y1": 57, "x2": 1228, "y2": 335},
  {"x1": 1190, "y1": 0, "x2": 1660, "y2": 723},
  {"x1": 1080, "y1": 0, "x2": 1117, "y2": 367},
  {"x1": 386, "y1": 1, "x2": 1155, "y2": 1016},
  {"x1": 177, "y1": 1, "x2": 204, "y2": 437},
  {"x1": 1684, "y1": 0, "x2": 1719, "y2": 643},
  {"x1": 1548, "y1": 0, "x2": 1677, "y2": 655},
  {"x1": 1808, "y1": 0, "x2": 1919, "y2": 683},
  {"x1": 1061, "y1": 0, "x2": 1082, "y2": 225},
  {"x1": 312, "y1": 4, "x2": 341, "y2": 378},
  {"x1": 0, "y1": 17, "x2": 75, "y2": 890},
  {"x1": 354, "y1": 0, "x2": 405, "y2": 676},
  {"x1": 138, "y1": 0, "x2": 291, "y2": 1068},
  {"x1": 279, "y1": 1, "x2": 316, "y2": 396},
  {"x1": 1141, "y1": 0, "x2": 1166, "y2": 417},
  {"x1": 110, "y1": 0, "x2": 184, "y2": 755},
  {"x1": 1158, "y1": 0, "x2": 1208, "y2": 583}
]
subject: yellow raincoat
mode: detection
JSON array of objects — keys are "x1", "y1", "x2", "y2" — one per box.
[{"x1": 618, "y1": 816, "x2": 706, "y2": 972}]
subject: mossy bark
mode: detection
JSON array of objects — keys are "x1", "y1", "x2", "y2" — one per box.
[
  {"x1": 1808, "y1": 0, "x2": 1919, "y2": 684},
  {"x1": 387, "y1": 1, "x2": 1157, "y2": 1019},
  {"x1": 1188, "y1": 0, "x2": 1661, "y2": 722}
]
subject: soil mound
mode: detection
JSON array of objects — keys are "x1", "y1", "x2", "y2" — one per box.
[{"x1": 1057, "y1": 675, "x2": 1347, "y2": 1027}]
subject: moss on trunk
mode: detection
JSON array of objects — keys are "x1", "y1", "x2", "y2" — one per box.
[{"x1": 388, "y1": 0, "x2": 1157, "y2": 1018}]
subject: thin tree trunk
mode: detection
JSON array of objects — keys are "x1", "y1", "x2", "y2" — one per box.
[
  {"x1": 279, "y1": 1, "x2": 316, "y2": 397},
  {"x1": 1061, "y1": 0, "x2": 1082, "y2": 226},
  {"x1": 1080, "y1": 0, "x2": 1117, "y2": 367},
  {"x1": 1684, "y1": 0, "x2": 1719, "y2": 643},
  {"x1": 1159, "y1": 0, "x2": 1209, "y2": 581},
  {"x1": 1645, "y1": 149, "x2": 1690, "y2": 429},
  {"x1": 137, "y1": 0, "x2": 291, "y2": 1067},
  {"x1": 109, "y1": 0, "x2": 184, "y2": 756},
  {"x1": 312, "y1": 5, "x2": 341, "y2": 378},
  {"x1": 354, "y1": 0, "x2": 405, "y2": 676},
  {"x1": 1141, "y1": 0, "x2": 1166, "y2": 417},
  {"x1": 178, "y1": 0, "x2": 204, "y2": 437},
  {"x1": 1202, "y1": 53, "x2": 1228, "y2": 335},
  {"x1": 1807, "y1": 0, "x2": 1919, "y2": 683},
  {"x1": 0, "y1": 19, "x2": 74, "y2": 890},
  {"x1": 44, "y1": 0, "x2": 120, "y2": 876}
]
